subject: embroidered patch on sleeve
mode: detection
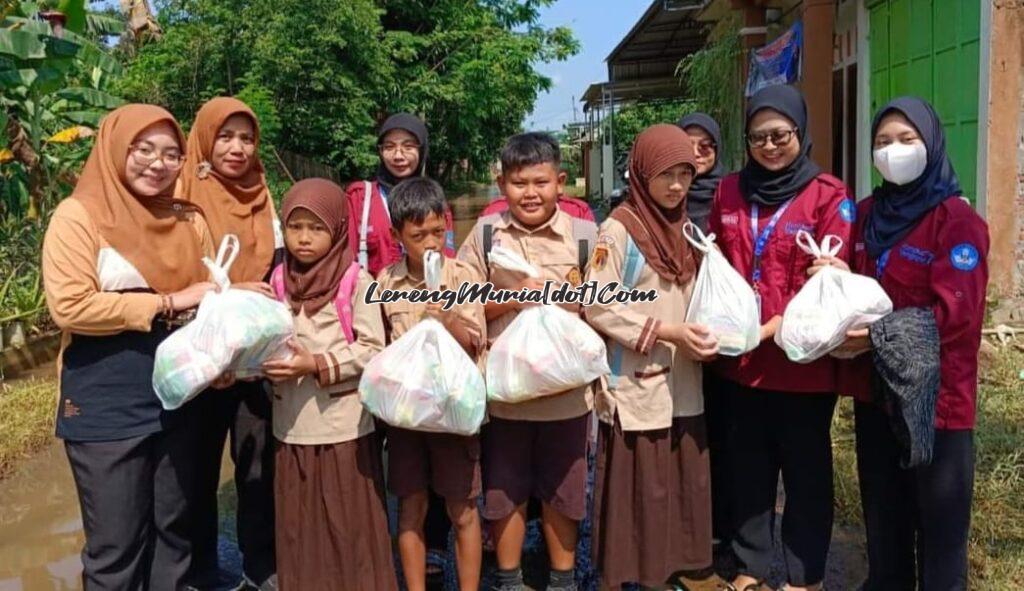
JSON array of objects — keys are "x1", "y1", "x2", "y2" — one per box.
[
  {"x1": 592, "y1": 245, "x2": 609, "y2": 271},
  {"x1": 839, "y1": 199, "x2": 856, "y2": 223},
  {"x1": 950, "y1": 243, "x2": 980, "y2": 271}
]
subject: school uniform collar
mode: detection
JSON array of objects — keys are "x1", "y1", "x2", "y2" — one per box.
[{"x1": 494, "y1": 207, "x2": 572, "y2": 238}]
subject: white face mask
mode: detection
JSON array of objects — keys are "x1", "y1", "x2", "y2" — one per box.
[{"x1": 873, "y1": 142, "x2": 927, "y2": 185}]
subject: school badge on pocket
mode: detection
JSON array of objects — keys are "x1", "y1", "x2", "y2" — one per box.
[{"x1": 567, "y1": 266, "x2": 582, "y2": 286}]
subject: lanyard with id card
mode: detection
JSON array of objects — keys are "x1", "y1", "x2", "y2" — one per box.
[{"x1": 750, "y1": 199, "x2": 794, "y2": 321}]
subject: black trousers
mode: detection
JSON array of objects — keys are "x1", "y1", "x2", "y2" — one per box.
[
  {"x1": 855, "y1": 400, "x2": 974, "y2": 591},
  {"x1": 725, "y1": 383, "x2": 837, "y2": 586},
  {"x1": 65, "y1": 422, "x2": 199, "y2": 591},
  {"x1": 703, "y1": 369, "x2": 733, "y2": 546},
  {"x1": 189, "y1": 380, "x2": 276, "y2": 586}
]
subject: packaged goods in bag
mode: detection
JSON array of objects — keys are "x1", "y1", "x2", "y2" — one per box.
[
  {"x1": 485, "y1": 246, "x2": 609, "y2": 403},
  {"x1": 776, "y1": 231, "x2": 892, "y2": 363},
  {"x1": 359, "y1": 251, "x2": 486, "y2": 434},
  {"x1": 153, "y1": 235, "x2": 294, "y2": 410},
  {"x1": 683, "y1": 223, "x2": 761, "y2": 356}
]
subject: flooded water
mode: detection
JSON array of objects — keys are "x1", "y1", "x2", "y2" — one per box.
[{"x1": 450, "y1": 183, "x2": 500, "y2": 247}]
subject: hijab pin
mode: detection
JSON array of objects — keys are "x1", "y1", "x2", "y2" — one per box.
[{"x1": 196, "y1": 161, "x2": 212, "y2": 180}]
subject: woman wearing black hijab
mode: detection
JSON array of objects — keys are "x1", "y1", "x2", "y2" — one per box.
[
  {"x1": 706, "y1": 85, "x2": 855, "y2": 591},
  {"x1": 346, "y1": 113, "x2": 456, "y2": 277},
  {"x1": 827, "y1": 97, "x2": 988, "y2": 589},
  {"x1": 677, "y1": 111, "x2": 734, "y2": 556},
  {"x1": 677, "y1": 112, "x2": 726, "y2": 232}
]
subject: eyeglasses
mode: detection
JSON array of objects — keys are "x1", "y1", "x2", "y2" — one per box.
[
  {"x1": 694, "y1": 139, "x2": 717, "y2": 157},
  {"x1": 746, "y1": 127, "x2": 798, "y2": 149},
  {"x1": 380, "y1": 142, "x2": 420, "y2": 156},
  {"x1": 129, "y1": 144, "x2": 185, "y2": 170}
]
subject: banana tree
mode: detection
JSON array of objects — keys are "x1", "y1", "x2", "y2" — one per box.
[{"x1": 0, "y1": 0, "x2": 125, "y2": 219}]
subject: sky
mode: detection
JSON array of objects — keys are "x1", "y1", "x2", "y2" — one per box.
[{"x1": 524, "y1": 0, "x2": 653, "y2": 132}]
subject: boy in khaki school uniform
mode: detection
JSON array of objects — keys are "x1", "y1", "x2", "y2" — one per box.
[
  {"x1": 458, "y1": 133, "x2": 597, "y2": 591},
  {"x1": 376, "y1": 178, "x2": 487, "y2": 591}
]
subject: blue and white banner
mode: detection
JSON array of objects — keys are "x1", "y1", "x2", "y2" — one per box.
[{"x1": 745, "y1": 21, "x2": 803, "y2": 97}]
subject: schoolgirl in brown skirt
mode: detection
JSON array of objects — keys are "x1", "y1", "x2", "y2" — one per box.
[
  {"x1": 262, "y1": 179, "x2": 397, "y2": 591},
  {"x1": 584, "y1": 124, "x2": 715, "y2": 589}
]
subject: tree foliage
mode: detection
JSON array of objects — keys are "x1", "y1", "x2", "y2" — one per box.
[
  {"x1": 676, "y1": 14, "x2": 743, "y2": 169},
  {"x1": 0, "y1": 2, "x2": 125, "y2": 218},
  {"x1": 117, "y1": 0, "x2": 578, "y2": 183},
  {"x1": 610, "y1": 99, "x2": 696, "y2": 174}
]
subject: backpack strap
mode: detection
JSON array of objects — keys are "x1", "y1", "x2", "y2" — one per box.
[
  {"x1": 570, "y1": 217, "x2": 598, "y2": 271},
  {"x1": 270, "y1": 263, "x2": 286, "y2": 301},
  {"x1": 607, "y1": 234, "x2": 645, "y2": 391},
  {"x1": 482, "y1": 223, "x2": 493, "y2": 267},
  {"x1": 357, "y1": 180, "x2": 373, "y2": 270},
  {"x1": 333, "y1": 262, "x2": 361, "y2": 344}
]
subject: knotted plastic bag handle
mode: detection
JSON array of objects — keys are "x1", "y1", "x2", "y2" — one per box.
[
  {"x1": 424, "y1": 250, "x2": 443, "y2": 291},
  {"x1": 202, "y1": 234, "x2": 241, "y2": 290},
  {"x1": 489, "y1": 245, "x2": 541, "y2": 278},
  {"x1": 795, "y1": 230, "x2": 843, "y2": 259},
  {"x1": 682, "y1": 221, "x2": 716, "y2": 253}
]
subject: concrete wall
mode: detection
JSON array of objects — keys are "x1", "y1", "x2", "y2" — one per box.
[{"x1": 985, "y1": 0, "x2": 1024, "y2": 296}]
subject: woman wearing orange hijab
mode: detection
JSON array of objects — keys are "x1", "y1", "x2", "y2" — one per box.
[
  {"x1": 177, "y1": 97, "x2": 281, "y2": 591},
  {"x1": 42, "y1": 104, "x2": 216, "y2": 590}
]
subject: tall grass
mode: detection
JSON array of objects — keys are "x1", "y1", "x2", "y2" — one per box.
[
  {"x1": 0, "y1": 377, "x2": 57, "y2": 479},
  {"x1": 832, "y1": 347, "x2": 1024, "y2": 585}
]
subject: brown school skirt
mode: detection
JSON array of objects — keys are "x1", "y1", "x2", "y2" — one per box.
[
  {"x1": 592, "y1": 415, "x2": 712, "y2": 589},
  {"x1": 274, "y1": 434, "x2": 398, "y2": 591}
]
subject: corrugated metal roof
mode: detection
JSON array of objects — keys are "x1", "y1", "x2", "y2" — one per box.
[{"x1": 605, "y1": 0, "x2": 712, "y2": 83}]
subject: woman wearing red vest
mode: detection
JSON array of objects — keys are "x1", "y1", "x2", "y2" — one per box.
[
  {"x1": 828, "y1": 97, "x2": 988, "y2": 589},
  {"x1": 707, "y1": 85, "x2": 853, "y2": 591},
  {"x1": 346, "y1": 113, "x2": 456, "y2": 277}
]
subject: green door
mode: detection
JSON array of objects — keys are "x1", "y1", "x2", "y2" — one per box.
[{"x1": 867, "y1": 0, "x2": 981, "y2": 202}]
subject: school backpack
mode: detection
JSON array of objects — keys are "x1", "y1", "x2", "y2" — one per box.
[
  {"x1": 479, "y1": 196, "x2": 596, "y2": 223},
  {"x1": 356, "y1": 180, "x2": 375, "y2": 271},
  {"x1": 269, "y1": 261, "x2": 361, "y2": 344},
  {"x1": 606, "y1": 229, "x2": 647, "y2": 391},
  {"x1": 477, "y1": 213, "x2": 598, "y2": 273}
]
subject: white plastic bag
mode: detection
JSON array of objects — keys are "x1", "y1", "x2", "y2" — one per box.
[
  {"x1": 360, "y1": 318, "x2": 486, "y2": 435},
  {"x1": 775, "y1": 231, "x2": 893, "y2": 363},
  {"x1": 358, "y1": 250, "x2": 486, "y2": 434},
  {"x1": 683, "y1": 223, "x2": 761, "y2": 356},
  {"x1": 485, "y1": 246, "x2": 609, "y2": 403},
  {"x1": 153, "y1": 235, "x2": 294, "y2": 410}
]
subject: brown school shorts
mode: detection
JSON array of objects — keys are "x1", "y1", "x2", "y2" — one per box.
[
  {"x1": 481, "y1": 413, "x2": 591, "y2": 522},
  {"x1": 386, "y1": 426, "x2": 482, "y2": 501}
]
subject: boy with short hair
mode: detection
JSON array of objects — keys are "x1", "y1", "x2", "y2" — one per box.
[
  {"x1": 458, "y1": 132, "x2": 598, "y2": 591},
  {"x1": 376, "y1": 177, "x2": 486, "y2": 591}
]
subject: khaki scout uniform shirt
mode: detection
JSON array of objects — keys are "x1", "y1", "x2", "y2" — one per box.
[
  {"x1": 272, "y1": 270, "x2": 385, "y2": 445},
  {"x1": 376, "y1": 256, "x2": 487, "y2": 366},
  {"x1": 458, "y1": 209, "x2": 596, "y2": 421},
  {"x1": 583, "y1": 217, "x2": 703, "y2": 432}
]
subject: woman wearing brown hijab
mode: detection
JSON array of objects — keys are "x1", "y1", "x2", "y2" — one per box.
[
  {"x1": 42, "y1": 104, "x2": 217, "y2": 590},
  {"x1": 177, "y1": 97, "x2": 281, "y2": 591},
  {"x1": 584, "y1": 124, "x2": 718, "y2": 588}
]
